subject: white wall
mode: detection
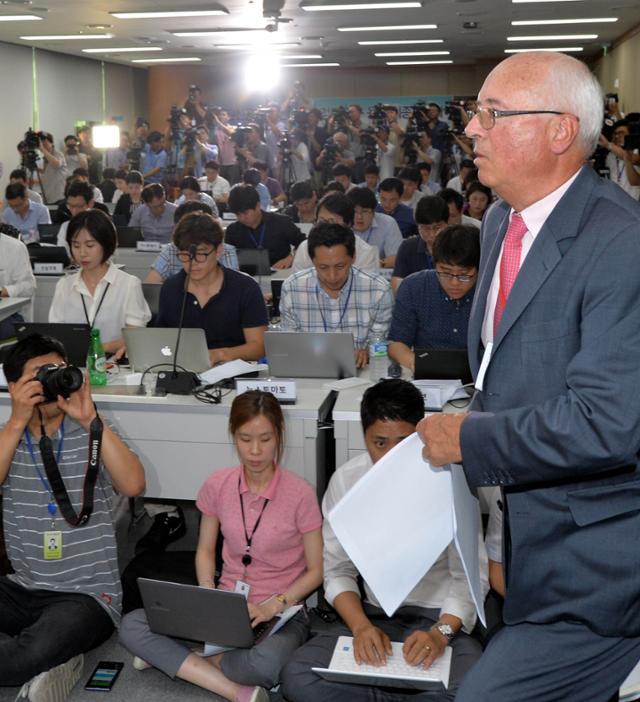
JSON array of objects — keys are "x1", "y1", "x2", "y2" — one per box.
[{"x1": 0, "y1": 41, "x2": 147, "y2": 195}]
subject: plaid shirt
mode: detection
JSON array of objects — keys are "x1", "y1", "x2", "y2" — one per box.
[
  {"x1": 151, "y1": 242, "x2": 239, "y2": 281},
  {"x1": 280, "y1": 266, "x2": 393, "y2": 348}
]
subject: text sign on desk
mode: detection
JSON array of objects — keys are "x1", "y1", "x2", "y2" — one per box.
[
  {"x1": 34, "y1": 262, "x2": 63, "y2": 275},
  {"x1": 136, "y1": 240, "x2": 162, "y2": 252},
  {"x1": 235, "y1": 378, "x2": 297, "y2": 404}
]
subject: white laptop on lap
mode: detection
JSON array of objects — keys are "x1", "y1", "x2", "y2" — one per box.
[{"x1": 123, "y1": 328, "x2": 210, "y2": 373}]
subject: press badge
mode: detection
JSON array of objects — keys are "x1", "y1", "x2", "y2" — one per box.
[
  {"x1": 44, "y1": 531, "x2": 62, "y2": 560},
  {"x1": 234, "y1": 580, "x2": 251, "y2": 599}
]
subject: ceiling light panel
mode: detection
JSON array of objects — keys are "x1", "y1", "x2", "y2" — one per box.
[
  {"x1": 20, "y1": 33, "x2": 114, "y2": 40},
  {"x1": 507, "y1": 34, "x2": 598, "y2": 40},
  {"x1": 0, "y1": 15, "x2": 41, "y2": 21},
  {"x1": 82, "y1": 47, "x2": 163, "y2": 53},
  {"x1": 505, "y1": 46, "x2": 584, "y2": 52},
  {"x1": 386, "y1": 60, "x2": 453, "y2": 65},
  {"x1": 111, "y1": 10, "x2": 227, "y2": 19},
  {"x1": 338, "y1": 24, "x2": 436, "y2": 31},
  {"x1": 302, "y1": 2, "x2": 421, "y2": 11},
  {"x1": 512, "y1": 18, "x2": 617, "y2": 25},
  {"x1": 131, "y1": 57, "x2": 202, "y2": 62},
  {"x1": 281, "y1": 62, "x2": 340, "y2": 66},
  {"x1": 374, "y1": 50, "x2": 450, "y2": 56},
  {"x1": 358, "y1": 39, "x2": 443, "y2": 44}
]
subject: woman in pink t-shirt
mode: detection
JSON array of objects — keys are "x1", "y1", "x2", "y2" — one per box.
[{"x1": 120, "y1": 391, "x2": 323, "y2": 702}]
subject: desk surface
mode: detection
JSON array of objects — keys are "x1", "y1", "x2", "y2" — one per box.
[{"x1": 0, "y1": 297, "x2": 30, "y2": 323}]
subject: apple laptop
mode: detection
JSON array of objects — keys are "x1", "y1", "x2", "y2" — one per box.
[
  {"x1": 14, "y1": 322, "x2": 91, "y2": 367},
  {"x1": 123, "y1": 328, "x2": 210, "y2": 373},
  {"x1": 265, "y1": 331, "x2": 356, "y2": 379}
]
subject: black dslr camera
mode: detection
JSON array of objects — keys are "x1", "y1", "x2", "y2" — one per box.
[{"x1": 36, "y1": 364, "x2": 83, "y2": 403}]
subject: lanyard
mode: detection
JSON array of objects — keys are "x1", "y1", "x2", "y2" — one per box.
[
  {"x1": 25, "y1": 421, "x2": 65, "y2": 520},
  {"x1": 615, "y1": 158, "x2": 625, "y2": 183},
  {"x1": 238, "y1": 476, "x2": 270, "y2": 567},
  {"x1": 247, "y1": 222, "x2": 266, "y2": 250},
  {"x1": 80, "y1": 281, "x2": 110, "y2": 329},
  {"x1": 359, "y1": 227, "x2": 373, "y2": 244},
  {"x1": 315, "y1": 271, "x2": 354, "y2": 332}
]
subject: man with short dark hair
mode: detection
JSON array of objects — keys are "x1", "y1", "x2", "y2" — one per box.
[
  {"x1": 63, "y1": 135, "x2": 88, "y2": 174},
  {"x1": 283, "y1": 181, "x2": 317, "y2": 224},
  {"x1": 55, "y1": 181, "x2": 97, "y2": 250},
  {"x1": 373, "y1": 125, "x2": 396, "y2": 181},
  {"x1": 376, "y1": 177, "x2": 417, "y2": 239},
  {"x1": 0, "y1": 334, "x2": 145, "y2": 698},
  {"x1": 226, "y1": 184, "x2": 304, "y2": 269},
  {"x1": 360, "y1": 164, "x2": 379, "y2": 193},
  {"x1": 281, "y1": 378, "x2": 485, "y2": 702},
  {"x1": 280, "y1": 222, "x2": 392, "y2": 368},
  {"x1": 38, "y1": 132, "x2": 68, "y2": 204},
  {"x1": 254, "y1": 161, "x2": 287, "y2": 206},
  {"x1": 128, "y1": 183, "x2": 177, "y2": 243},
  {"x1": 446, "y1": 159, "x2": 475, "y2": 194},
  {"x1": 242, "y1": 169, "x2": 271, "y2": 211},
  {"x1": 197, "y1": 160, "x2": 230, "y2": 209},
  {"x1": 236, "y1": 124, "x2": 269, "y2": 168},
  {"x1": 391, "y1": 195, "x2": 449, "y2": 293},
  {"x1": 71, "y1": 167, "x2": 104, "y2": 203},
  {"x1": 423, "y1": 103, "x2": 449, "y2": 155},
  {"x1": 9, "y1": 169, "x2": 42, "y2": 205},
  {"x1": 398, "y1": 166, "x2": 423, "y2": 212},
  {"x1": 415, "y1": 130, "x2": 442, "y2": 187},
  {"x1": 347, "y1": 187, "x2": 402, "y2": 268},
  {"x1": 2, "y1": 182, "x2": 51, "y2": 241},
  {"x1": 77, "y1": 125, "x2": 101, "y2": 184},
  {"x1": 331, "y1": 163, "x2": 356, "y2": 193},
  {"x1": 143, "y1": 132, "x2": 167, "y2": 185},
  {"x1": 437, "y1": 188, "x2": 482, "y2": 228}
]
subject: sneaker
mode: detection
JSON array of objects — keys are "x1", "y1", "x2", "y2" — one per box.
[
  {"x1": 15, "y1": 654, "x2": 84, "y2": 702},
  {"x1": 132, "y1": 656, "x2": 152, "y2": 671},
  {"x1": 135, "y1": 506, "x2": 186, "y2": 554}
]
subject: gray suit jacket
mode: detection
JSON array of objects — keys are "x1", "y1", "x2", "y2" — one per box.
[{"x1": 460, "y1": 165, "x2": 640, "y2": 636}]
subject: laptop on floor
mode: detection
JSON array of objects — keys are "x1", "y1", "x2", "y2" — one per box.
[
  {"x1": 237, "y1": 248, "x2": 272, "y2": 276},
  {"x1": 413, "y1": 348, "x2": 472, "y2": 385},
  {"x1": 312, "y1": 635, "x2": 452, "y2": 692},
  {"x1": 14, "y1": 323, "x2": 91, "y2": 367},
  {"x1": 116, "y1": 226, "x2": 144, "y2": 248},
  {"x1": 138, "y1": 578, "x2": 275, "y2": 648},
  {"x1": 123, "y1": 327, "x2": 210, "y2": 373},
  {"x1": 265, "y1": 331, "x2": 356, "y2": 379}
]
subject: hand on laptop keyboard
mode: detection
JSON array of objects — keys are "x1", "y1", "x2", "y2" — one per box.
[
  {"x1": 352, "y1": 623, "x2": 393, "y2": 666},
  {"x1": 402, "y1": 629, "x2": 447, "y2": 670}
]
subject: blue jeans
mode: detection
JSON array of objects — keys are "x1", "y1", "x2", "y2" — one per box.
[{"x1": 0, "y1": 577, "x2": 114, "y2": 685}]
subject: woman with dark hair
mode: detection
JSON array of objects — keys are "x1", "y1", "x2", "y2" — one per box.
[
  {"x1": 463, "y1": 181, "x2": 492, "y2": 221},
  {"x1": 175, "y1": 175, "x2": 218, "y2": 215},
  {"x1": 49, "y1": 209, "x2": 151, "y2": 357},
  {"x1": 156, "y1": 212, "x2": 269, "y2": 365},
  {"x1": 120, "y1": 391, "x2": 323, "y2": 702},
  {"x1": 388, "y1": 224, "x2": 480, "y2": 373}
]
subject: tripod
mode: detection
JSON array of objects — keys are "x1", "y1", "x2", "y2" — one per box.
[{"x1": 22, "y1": 151, "x2": 47, "y2": 205}]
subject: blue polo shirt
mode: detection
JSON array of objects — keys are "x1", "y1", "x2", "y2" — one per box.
[
  {"x1": 156, "y1": 267, "x2": 268, "y2": 349},
  {"x1": 144, "y1": 148, "x2": 168, "y2": 184},
  {"x1": 388, "y1": 269, "x2": 474, "y2": 349},
  {"x1": 375, "y1": 202, "x2": 417, "y2": 239},
  {"x1": 2, "y1": 200, "x2": 51, "y2": 240}
]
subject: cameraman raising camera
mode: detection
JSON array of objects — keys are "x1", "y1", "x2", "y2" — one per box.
[
  {"x1": 38, "y1": 132, "x2": 68, "y2": 204},
  {"x1": 372, "y1": 125, "x2": 396, "y2": 180},
  {"x1": 0, "y1": 333, "x2": 145, "y2": 697}
]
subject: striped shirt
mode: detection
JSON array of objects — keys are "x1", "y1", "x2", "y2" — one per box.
[
  {"x1": 279, "y1": 266, "x2": 393, "y2": 348},
  {"x1": 1, "y1": 420, "x2": 122, "y2": 624}
]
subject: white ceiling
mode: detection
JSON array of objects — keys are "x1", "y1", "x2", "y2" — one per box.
[{"x1": 0, "y1": 0, "x2": 638, "y2": 69}]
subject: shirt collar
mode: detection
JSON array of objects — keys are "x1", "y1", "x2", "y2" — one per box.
[
  {"x1": 314, "y1": 267, "x2": 354, "y2": 300},
  {"x1": 516, "y1": 169, "x2": 581, "y2": 238},
  {"x1": 238, "y1": 465, "x2": 281, "y2": 499},
  {"x1": 71, "y1": 261, "x2": 116, "y2": 294}
]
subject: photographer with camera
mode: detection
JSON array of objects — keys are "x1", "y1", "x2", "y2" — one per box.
[
  {"x1": 414, "y1": 131, "x2": 442, "y2": 188},
  {"x1": 372, "y1": 125, "x2": 396, "y2": 181},
  {"x1": 77, "y1": 126, "x2": 102, "y2": 185},
  {"x1": 63, "y1": 135, "x2": 89, "y2": 174},
  {"x1": 0, "y1": 333, "x2": 145, "y2": 698},
  {"x1": 316, "y1": 132, "x2": 355, "y2": 175},
  {"x1": 598, "y1": 121, "x2": 640, "y2": 199},
  {"x1": 284, "y1": 129, "x2": 313, "y2": 186},
  {"x1": 38, "y1": 132, "x2": 68, "y2": 204},
  {"x1": 183, "y1": 84, "x2": 207, "y2": 123},
  {"x1": 264, "y1": 103, "x2": 287, "y2": 173},
  {"x1": 423, "y1": 103, "x2": 449, "y2": 155},
  {"x1": 142, "y1": 132, "x2": 167, "y2": 185},
  {"x1": 210, "y1": 109, "x2": 239, "y2": 184},
  {"x1": 127, "y1": 118, "x2": 150, "y2": 172},
  {"x1": 235, "y1": 124, "x2": 269, "y2": 170}
]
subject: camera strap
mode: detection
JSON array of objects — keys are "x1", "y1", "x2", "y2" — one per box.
[{"x1": 37, "y1": 404, "x2": 104, "y2": 528}]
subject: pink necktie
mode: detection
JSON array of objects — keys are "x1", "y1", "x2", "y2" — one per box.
[{"x1": 493, "y1": 212, "x2": 528, "y2": 336}]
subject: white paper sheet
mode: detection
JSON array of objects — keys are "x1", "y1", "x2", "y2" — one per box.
[
  {"x1": 198, "y1": 361, "x2": 266, "y2": 385},
  {"x1": 328, "y1": 434, "x2": 454, "y2": 616},
  {"x1": 0, "y1": 365, "x2": 6, "y2": 389}
]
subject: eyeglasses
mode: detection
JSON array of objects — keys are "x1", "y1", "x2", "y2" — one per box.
[
  {"x1": 436, "y1": 270, "x2": 476, "y2": 283},
  {"x1": 467, "y1": 107, "x2": 565, "y2": 131},
  {"x1": 177, "y1": 249, "x2": 215, "y2": 263}
]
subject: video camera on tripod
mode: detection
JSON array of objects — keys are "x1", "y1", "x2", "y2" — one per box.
[
  {"x1": 331, "y1": 106, "x2": 349, "y2": 129},
  {"x1": 18, "y1": 128, "x2": 46, "y2": 177},
  {"x1": 445, "y1": 100, "x2": 467, "y2": 135}
]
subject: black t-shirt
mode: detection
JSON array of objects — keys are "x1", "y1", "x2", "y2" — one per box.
[
  {"x1": 392, "y1": 235, "x2": 433, "y2": 279},
  {"x1": 156, "y1": 267, "x2": 268, "y2": 349},
  {"x1": 225, "y1": 211, "x2": 305, "y2": 265}
]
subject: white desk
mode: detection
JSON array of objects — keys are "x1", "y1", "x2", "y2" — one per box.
[
  {"x1": 0, "y1": 297, "x2": 30, "y2": 323},
  {"x1": 0, "y1": 379, "x2": 332, "y2": 501}
]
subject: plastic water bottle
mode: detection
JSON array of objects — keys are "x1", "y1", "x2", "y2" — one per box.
[
  {"x1": 87, "y1": 328, "x2": 108, "y2": 386},
  {"x1": 369, "y1": 336, "x2": 389, "y2": 381}
]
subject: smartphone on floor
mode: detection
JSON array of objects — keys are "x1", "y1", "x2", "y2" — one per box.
[{"x1": 84, "y1": 661, "x2": 124, "y2": 692}]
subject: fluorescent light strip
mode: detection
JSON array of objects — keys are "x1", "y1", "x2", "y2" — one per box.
[
  {"x1": 111, "y1": 10, "x2": 226, "y2": 19},
  {"x1": 339, "y1": 23, "x2": 436, "y2": 31},
  {"x1": 505, "y1": 46, "x2": 584, "y2": 52},
  {"x1": 281, "y1": 62, "x2": 340, "y2": 67},
  {"x1": 513, "y1": 0, "x2": 585, "y2": 3},
  {"x1": 216, "y1": 43, "x2": 301, "y2": 49},
  {"x1": 386, "y1": 60, "x2": 452, "y2": 65},
  {"x1": 20, "y1": 33, "x2": 114, "y2": 40},
  {"x1": 512, "y1": 17, "x2": 617, "y2": 25},
  {"x1": 131, "y1": 57, "x2": 202, "y2": 62},
  {"x1": 374, "y1": 50, "x2": 449, "y2": 56},
  {"x1": 507, "y1": 34, "x2": 597, "y2": 41},
  {"x1": 0, "y1": 15, "x2": 41, "y2": 21},
  {"x1": 172, "y1": 30, "x2": 263, "y2": 36},
  {"x1": 303, "y1": 2, "x2": 421, "y2": 10},
  {"x1": 279, "y1": 54, "x2": 323, "y2": 59},
  {"x1": 358, "y1": 38, "x2": 443, "y2": 44},
  {"x1": 82, "y1": 47, "x2": 163, "y2": 53}
]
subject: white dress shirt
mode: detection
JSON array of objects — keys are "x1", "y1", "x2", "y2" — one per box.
[
  {"x1": 480, "y1": 170, "x2": 581, "y2": 346},
  {"x1": 0, "y1": 234, "x2": 36, "y2": 298},
  {"x1": 49, "y1": 262, "x2": 151, "y2": 343},
  {"x1": 322, "y1": 451, "x2": 487, "y2": 633},
  {"x1": 291, "y1": 236, "x2": 380, "y2": 274}
]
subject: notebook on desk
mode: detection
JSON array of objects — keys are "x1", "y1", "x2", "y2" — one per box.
[
  {"x1": 123, "y1": 327, "x2": 210, "y2": 373},
  {"x1": 312, "y1": 636, "x2": 452, "y2": 691},
  {"x1": 265, "y1": 331, "x2": 356, "y2": 379},
  {"x1": 413, "y1": 348, "x2": 472, "y2": 385}
]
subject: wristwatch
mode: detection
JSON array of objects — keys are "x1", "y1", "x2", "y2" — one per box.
[
  {"x1": 275, "y1": 594, "x2": 288, "y2": 610},
  {"x1": 432, "y1": 623, "x2": 455, "y2": 643}
]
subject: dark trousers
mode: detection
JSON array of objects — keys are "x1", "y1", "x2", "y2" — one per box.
[
  {"x1": 0, "y1": 578, "x2": 114, "y2": 685},
  {"x1": 0, "y1": 312, "x2": 23, "y2": 341},
  {"x1": 455, "y1": 619, "x2": 640, "y2": 702},
  {"x1": 281, "y1": 605, "x2": 482, "y2": 702}
]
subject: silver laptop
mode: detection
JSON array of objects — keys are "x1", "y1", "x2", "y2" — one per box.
[
  {"x1": 312, "y1": 636, "x2": 452, "y2": 691},
  {"x1": 123, "y1": 328, "x2": 210, "y2": 373},
  {"x1": 138, "y1": 578, "x2": 274, "y2": 648},
  {"x1": 265, "y1": 331, "x2": 356, "y2": 379}
]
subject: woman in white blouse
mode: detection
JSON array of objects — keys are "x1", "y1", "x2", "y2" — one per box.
[{"x1": 49, "y1": 209, "x2": 151, "y2": 358}]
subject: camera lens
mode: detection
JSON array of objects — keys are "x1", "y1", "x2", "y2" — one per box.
[{"x1": 36, "y1": 364, "x2": 84, "y2": 402}]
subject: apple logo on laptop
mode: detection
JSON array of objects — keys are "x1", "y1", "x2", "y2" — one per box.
[{"x1": 161, "y1": 345, "x2": 173, "y2": 357}]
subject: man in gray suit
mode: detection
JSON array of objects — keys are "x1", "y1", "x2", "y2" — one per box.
[{"x1": 418, "y1": 51, "x2": 640, "y2": 700}]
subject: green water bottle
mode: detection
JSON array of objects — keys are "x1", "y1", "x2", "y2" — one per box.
[{"x1": 87, "y1": 328, "x2": 108, "y2": 386}]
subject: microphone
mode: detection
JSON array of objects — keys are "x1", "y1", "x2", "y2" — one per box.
[{"x1": 156, "y1": 243, "x2": 200, "y2": 395}]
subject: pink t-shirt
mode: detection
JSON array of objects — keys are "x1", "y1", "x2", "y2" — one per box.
[{"x1": 196, "y1": 465, "x2": 322, "y2": 604}]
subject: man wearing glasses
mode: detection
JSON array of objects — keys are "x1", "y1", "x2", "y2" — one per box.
[{"x1": 418, "y1": 52, "x2": 640, "y2": 701}]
